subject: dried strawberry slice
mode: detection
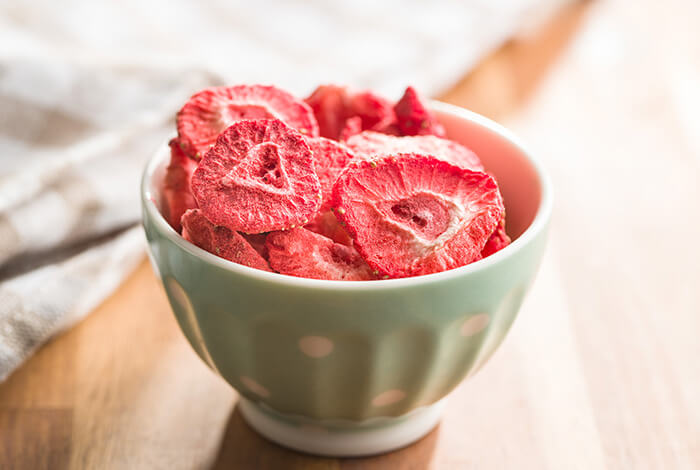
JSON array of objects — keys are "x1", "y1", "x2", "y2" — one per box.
[
  {"x1": 306, "y1": 137, "x2": 355, "y2": 210},
  {"x1": 305, "y1": 85, "x2": 350, "y2": 141},
  {"x1": 181, "y1": 209, "x2": 271, "y2": 271},
  {"x1": 346, "y1": 131, "x2": 483, "y2": 171},
  {"x1": 177, "y1": 85, "x2": 319, "y2": 159},
  {"x1": 241, "y1": 232, "x2": 270, "y2": 260},
  {"x1": 372, "y1": 121, "x2": 401, "y2": 136},
  {"x1": 481, "y1": 216, "x2": 511, "y2": 257},
  {"x1": 394, "y1": 86, "x2": 445, "y2": 137},
  {"x1": 190, "y1": 119, "x2": 322, "y2": 233},
  {"x1": 349, "y1": 91, "x2": 395, "y2": 132},
  {"x1": 266, "y1": 228, "x2": 374, "y2": 280},
  {"x1": 305, "y1": 211, "x2": 353, "y2": 246},
  {"x1": 332, "y1": 154, "x2": 504, "y2": 278},
  {"x1": 338, "y1": 116, "x2": 363, "y2": 141},
  {"x1": 162, "y1": 138, "x2": 198, "y2": 233},
  {"x1": 305, "y1": 85, "x2": 395, "y2": 140}
]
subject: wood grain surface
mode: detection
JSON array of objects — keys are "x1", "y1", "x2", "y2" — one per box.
[{"x1": 2, "y1": 1, "x2": 699, "y2": 468}]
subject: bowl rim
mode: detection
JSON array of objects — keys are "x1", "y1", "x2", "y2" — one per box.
[{"x1": 141, "y1": 100, "x2": 552, "y2": 290}]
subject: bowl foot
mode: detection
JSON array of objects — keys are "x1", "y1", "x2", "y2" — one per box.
[{"x1": 238, "y1": 398, "x2": 444, "y2": 457}]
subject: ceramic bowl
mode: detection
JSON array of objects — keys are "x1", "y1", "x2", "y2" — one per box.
[{"x1": 140, "y1": 101, "x2": 552, "y2": 456}]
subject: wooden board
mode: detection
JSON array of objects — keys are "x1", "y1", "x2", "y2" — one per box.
[{"x1": 2, "y1": 1, "x2": 699, "y2": 468}]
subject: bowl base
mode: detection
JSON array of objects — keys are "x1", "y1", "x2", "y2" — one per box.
[{"x1": 238, "y1": 398, "x2": 445, "y2": 457}]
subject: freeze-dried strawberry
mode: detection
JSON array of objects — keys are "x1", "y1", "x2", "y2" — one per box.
[
  {"x1": 481, "y1": 216, "x2": 511, "y2": 257},
  {"x1": 305, "y1": 211, "x2": 353, "y2": 246},
  {"x1": 191, "y1": 119, "x2": 322, "y2": 233},
  {"x1": 332, "y1": 154, "x2": 504, "y2": 278},
  {"x1": 305, "y1": 85, "x2": 395, "y2": 140},
  {"x1": 177, "y1": 85, "x2": 318, "y2": 159},
  {"x1": 338, "y1": 116, "x2": 363, "y2": 141},
  {"x1": 162, "y1": 138, "x2": 198, "y2": 233},
  {"x1": 349, "y1": 91, "x2": 395, "y2": 132},
  {"x1": 306, "y1": 137, "x2": 355, "y2": 210},
  {"x1": 373, "y1": 121, "x2": 401, "y2": 136},
  {"x1": 346, "y1": 131, "x2": 483, "y2": 171},
  {"x1": 181, "y1": 209, "x2": 271, "y2": 271},
  {"x1": 394, "y1": 86, "x2": 445, "y2": 137},
  {"x1": 241, "y1": 232, "x2": 269, "y2": 260},
  {"x1": 266, "y1": 228, "x2": 374, "y2": 280},
  {"x1": 305, "y1": 85, "x2": 350, "y2": 141}
]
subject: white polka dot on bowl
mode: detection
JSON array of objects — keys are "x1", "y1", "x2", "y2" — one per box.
[
  {"x1": 460, "y1": 313, "x2": 490, "y2": 337},
  {"x1": 372, "y1": 389, "x2": 406, "y2": 407},
  {"x1": 298, "y1": 336, "x2": 334, "y2": 358}
]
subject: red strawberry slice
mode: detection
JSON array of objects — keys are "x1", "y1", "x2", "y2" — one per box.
[
  {"x1": 177, "y1": 85, "x2": 319, "y2": 159},
  {"x1": 394, "y1": 86, "x2": 445, "y2": 137},
  {"x1": 305, "y1": 211, "x2": 353, "y2": 246},
  {"x1": 349, "y1": 91, "x2": 395, "y2": 132},
  {"x1": 372, "y1": 121, "x2": 401, "y2": 136},
  {"x1": 481, "y1": 216, "x2": 511, "y2": 257},
  {"x1": 306, "y1": 137, "x2": 356, "y2": 210},
  {"x1": 181, "y1": 209, "x2": 271, "y2": 271},
  {"x1": 346, "y1": 131, "x2": 483, "y2": 171},
  {"x1": 338, "y1": 116, "x2": 363, "y2": 141},
  {"x1": 241, "y1": 232, "x2": 270, "y2": 260},
  {"x1": 190, "y1": 119, "x2": 322, "y2": 233},
  {"x1": 162, "y1": 138, "x2": 198, "y2": 233},
  {"x1": 266, "y1": 228, "x2": 375, "y2": 280},
  {"x1": 305, "y1": 84, "x2": 350, "y2": 141},
  {"x1": 305, "y1": 85, "x2": 395, "y2": 140},
  {"x1": 332, "y1": 154, "x2": 504, "y2": 278}
]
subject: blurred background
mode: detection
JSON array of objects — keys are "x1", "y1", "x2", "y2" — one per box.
[
  {"x1": 0, "y1": 0, "x2": 569, "y2": 94},
  {"x1": 1, "y1": 0, "x2": 699, "y2": 468}
]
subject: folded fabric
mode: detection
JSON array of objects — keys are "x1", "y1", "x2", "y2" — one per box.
[
  {"x1": 0, "y1": 227, "x2": 143, "y2": 381},
  {"x1": 0, "y1": 62, "x2": 217, "y2": 381}
]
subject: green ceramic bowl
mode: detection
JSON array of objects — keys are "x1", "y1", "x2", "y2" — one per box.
[{"x1": 141, "y1": 102, "x2": 552, "y2": 456}]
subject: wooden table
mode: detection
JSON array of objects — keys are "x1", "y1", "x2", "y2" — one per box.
[{"x1": 3, "y1": 1, "x2": 699, "y2": 468}]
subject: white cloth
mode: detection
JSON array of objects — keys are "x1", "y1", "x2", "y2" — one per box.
[{"x1": 0, "y1": 0, "x2": 568, "y2": 381}]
